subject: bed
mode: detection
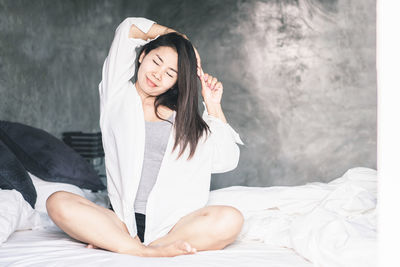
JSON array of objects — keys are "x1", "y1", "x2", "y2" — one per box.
[
  {"x1": 0, "y1": 228, "x2": 312, "y2": 267},
  {"x1": 0, "y1": 167, "x2": 376, "y2": 267}
]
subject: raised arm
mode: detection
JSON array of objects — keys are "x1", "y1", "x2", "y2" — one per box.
[
  {"x1": 99, "y1": 18, "x2": 155, "y2": 106},
  {"x1": 98, "y1": 17, "x2": 190, "y2": 127},
  {"x1": 129, "y1": 23, "x2": 188, "y2": 40},
  {"x1": 196, "y1": 62, "x2": 244, "y2": 173},
  {"x1": 194, "y1": 50, "x2": 227, "y2": 123}
]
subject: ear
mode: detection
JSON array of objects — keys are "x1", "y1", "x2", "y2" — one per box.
[{"x1": 139, "y1": 51, "x2": 146, "y2": 63}]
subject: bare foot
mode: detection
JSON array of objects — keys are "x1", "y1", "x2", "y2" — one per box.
[
  {"x1": 86, "y1": 240, "x2": 196, "y2": 257},
  {"x1": 86, "y1": 244, "x2": 99, "y2": 249},
  {"x1": 145, "y1": 240, "x2": 197, "y2": 257}
]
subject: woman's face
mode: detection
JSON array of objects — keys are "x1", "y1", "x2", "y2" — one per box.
[{"x1": 137, "y1": 46, "x2": 178, "y2": 96}]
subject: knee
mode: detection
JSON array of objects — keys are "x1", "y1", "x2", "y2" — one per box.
[
  {"x1": 46, "y1": 191, "x2": 73, "y2": 220},
  {"x1": 212, "y1": 206, "x2": 244, "y2": 241}
]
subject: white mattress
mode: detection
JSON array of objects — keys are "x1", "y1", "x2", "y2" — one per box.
[{"x1": 0, "y1": 226, "x2": 312, "y2": 267}]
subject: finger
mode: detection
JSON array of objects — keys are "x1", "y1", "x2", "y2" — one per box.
[
  {"x1": 210, "y1": 77, "x2": 218, "y2": 90},
  {"x1": 184, "y1": 242, "x2": 193, "y2": 253},
  {"x1": 193, "y1": 47, "x2": 201, "y2": 68},
  {"x1": 197, "y1": 66, "x2": 205, "y2": 78},
  {"x1": 215, "y1": 81, "x2": 223, "y2": 91},
  {"x1": 204, "y1": 73, "x2": 209, "y2": 82},
  {"x1": 199, "y1": 71, "x2": 207, "y2": 88},
  {"x1": 208, "y1": 76, "x2": 216, "y2": 88},
  {"x1": 197, "y1": 58, "x2": 201, "y2": 69},
  {"x1": 206, "y1": 75, "x2": 213, "y2": 86},
  {"x1": 196, "y1": 54, "x2": 201, "y2": 69}
]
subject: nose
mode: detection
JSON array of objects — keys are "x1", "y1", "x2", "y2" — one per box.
[{"x1": 153, "y1": 69, "x2": 162, "y2": 80}]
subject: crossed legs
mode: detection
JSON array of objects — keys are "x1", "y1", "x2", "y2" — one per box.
[
  {"x1": 46, "y1": 191, "x2": 244, "y2": 257},
  {"x1": 148, "y1": 205, "x2": 244, "y2": 250}
]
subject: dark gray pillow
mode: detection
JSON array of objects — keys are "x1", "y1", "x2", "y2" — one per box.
[
  {"x1": 0, "y1": 139, "x2": 37, "y2": 208},
  {"x1": 0, "y1": 121, "x2": 105, "y2": 191}
]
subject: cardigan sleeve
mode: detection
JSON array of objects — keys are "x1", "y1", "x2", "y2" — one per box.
[
  {"x1": 201, "y1": 102, "x2": 244, "y2": 173},
  {"x1": 98, "y1": 17, "x2": 155, "y2": 108}
]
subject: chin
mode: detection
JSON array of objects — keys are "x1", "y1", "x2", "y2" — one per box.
[
  {"x1": 137, "y1": 80, "x2": 154, "y2": 95},
  {"x1": 144, "y1": 87, "x2": 162, "y2": 97}
]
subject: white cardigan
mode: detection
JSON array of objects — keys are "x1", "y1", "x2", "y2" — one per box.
[{"x1": 98, "y1": 17, "x2": 244, "y2": 246}]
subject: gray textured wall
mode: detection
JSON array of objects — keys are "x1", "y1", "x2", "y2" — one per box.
[{"x1": 0, "y1": 0, "x2": 376, "y2": 189}]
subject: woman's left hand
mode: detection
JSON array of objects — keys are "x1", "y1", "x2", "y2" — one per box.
[
  {"x1": 193, "y1": 47, "x2": 223, "y2": 104},
  {"x1": 194, "y1": 48, "x2": 227, "y2": 122},
  {"x1": 193, "y1": 46, "x2": 224, "y2": 105},
  {"x1": 198, "y1": 69, "x2": 223, "y2": 105}
]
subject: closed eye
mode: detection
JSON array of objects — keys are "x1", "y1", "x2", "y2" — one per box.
[{"x1": 153, "y1": 59, "x2": 174, "y2": 78}]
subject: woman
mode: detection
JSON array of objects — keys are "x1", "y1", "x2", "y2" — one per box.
[{"x1": 46, "y1": 17, "x2": 244, "y2": 257}]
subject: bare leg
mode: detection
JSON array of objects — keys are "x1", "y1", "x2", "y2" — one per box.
[
  {"x1": 46, "y1": 191, "x2": 196, "y2": 257},
  {"x1": 148, "y1": 205, "x2": 244, "y2": 251}
]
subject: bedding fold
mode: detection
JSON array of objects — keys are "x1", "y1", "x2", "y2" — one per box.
[{"x1": 207, "y1": 167, "x2": 377, "y2": 267}]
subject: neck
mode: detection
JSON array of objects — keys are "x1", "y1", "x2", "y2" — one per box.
[
  {"x1": 135, "y1": 80, "x2": 156, "y2": 106},
  {"x1": 135, "y1": 80, "x2": 174, "y2": 121}
]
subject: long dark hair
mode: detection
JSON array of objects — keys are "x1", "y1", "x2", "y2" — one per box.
[{"x1": 137, "y1": 32, "x2": 210, "y2": 160}]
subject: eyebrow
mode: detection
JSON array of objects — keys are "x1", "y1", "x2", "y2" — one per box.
[{"x1": 156, "y1": 54, "x2": 178, "y2": 73}]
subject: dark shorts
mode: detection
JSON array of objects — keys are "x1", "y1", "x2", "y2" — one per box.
[{"x1": 109, "y1": 204, "x2": 146, "y2": 243}]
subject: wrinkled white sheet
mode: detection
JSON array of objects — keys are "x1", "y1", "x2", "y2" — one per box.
[
  {"x1": 0, "y1": 226, "x2": 312, "y2": 267},
  {"x1": 207, "y1": 167, "x2": 377, "y2": 267},
  {"x1": 0, "y1": 178, "x2": 312, "y2": 267},
  {"x1": 0, "y1": 168, "x2": 375, "y2": 267}
]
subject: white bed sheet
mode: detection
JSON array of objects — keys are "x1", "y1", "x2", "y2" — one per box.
[
  {"x1": 0, "y1": 167, "x2": 376, "y2": 267},
  {"x1": 207, "y1": 167, "x2": 377, "y2": 267},
  {"x1": 0, "y1": 226, "x2": 312, "y2": 267}
]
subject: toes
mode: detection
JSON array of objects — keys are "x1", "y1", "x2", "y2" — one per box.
[
  {"x1": 182, "y1": 241, "x2": 196, "y2": 254},
  {"x1": 184, "y1": 242, "x2": 191, "y2": 252},
  {"x1": 86, "y1": 244, "x2": 99, "y2": 249},
  {"x1": 153, "y1": 240, "x2": 197, "y2": 257}
]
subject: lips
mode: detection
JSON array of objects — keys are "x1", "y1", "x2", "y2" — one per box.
[{"x1": 146, "y1": 77, "x2": 157, "y2": 87}]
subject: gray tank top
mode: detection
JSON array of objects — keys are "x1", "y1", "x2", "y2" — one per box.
[{"x1": 134, "y1": 113, "x2": 175, "y2": 215}]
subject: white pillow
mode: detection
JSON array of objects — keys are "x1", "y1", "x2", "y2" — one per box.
[
  {"x1": 28, "y1": 172, "x2": 86, "y2": 213},
  {"x1": 0, "y1": 189, "x2": 41, "y2": 244}
]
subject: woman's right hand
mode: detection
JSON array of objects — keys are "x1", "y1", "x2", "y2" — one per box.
[
  {"x1": 163, "y1": 27, "x2": 188, "y2": 40},
  {"x1": 146, "y1": 24, "x2": 188, "y2": 40}
]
